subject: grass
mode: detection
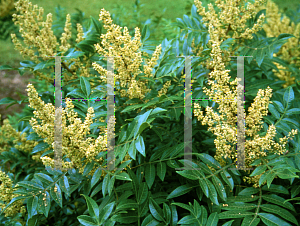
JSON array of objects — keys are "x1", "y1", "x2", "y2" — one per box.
[{"x1": 0, "y1": 0, "x2": 299, "y2": 68}]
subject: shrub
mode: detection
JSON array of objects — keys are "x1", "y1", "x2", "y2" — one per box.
[{"x1": 0, "y1": 0, "x2": 300, "y2": 225}]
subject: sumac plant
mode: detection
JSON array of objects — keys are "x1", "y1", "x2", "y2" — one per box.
[{"x1": 0, "y1": 0, "x2": 300, "y2": 225}]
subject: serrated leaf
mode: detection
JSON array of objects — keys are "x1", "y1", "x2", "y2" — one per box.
[
  {"x1": 17, "y1": 181, "x2": 44, "y2": 191},
  {"x1": 199, "y1": 178, "x2": 209, "y2": 198},
  {"x1": 34, "y1": 173, "x2": 54, "y2": 185},
  {"x1": 80, "y1": 76, "x2": 91, "y2": 98}
]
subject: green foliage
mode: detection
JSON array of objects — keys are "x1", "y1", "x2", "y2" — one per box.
[{"x1": 0, "y1": 1, "x2": 300, "y2": 226}]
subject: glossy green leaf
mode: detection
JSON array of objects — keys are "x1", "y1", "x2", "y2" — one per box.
[
  {"x1": 77, "y1": 215, "x2": 99, "y2": 226},
  {"x1": 80, "y1": 76, "x2": 91, "y2": 98},
  {"x1": 27, "y1": 196, "x2": 38, "y2": 219},
  {"x1": 262, "y1": 194, "x2": 296, "y2": 212},
  {"x1": 99, "y1": 202, "x2": 115, "y2": 224},
  {"x1": 138, "y1": 182, "x2": 148, "y2": 204},
  {"x1": 157, "y1": 161, "x2": 166, "y2": 181},
  {"x1": 283, "y1": 86, "x2": 294, "y2": 109},
  {"x1": 268, "y1": 104, "x2": 280, "y2": 120},
  {"x1": 258, "y1": 213, "x2": 292, "y2": 226},
  {"x1": 32, "y1": 142, "x2": 49, "y2": 154},
  {"x1": 206, "y1": 212, "x2": 219, "y2": 226},
  {"x1": 199, "y1": 178, "x2": 209, "y2": 198},
  {"x1": 81, "y1": 194, "x2": 100, "y2": 221},
  {"x1": 167, "y1": 184, "x2": 194, "y2": 199},
  {"x1": 91, "y1": 167, "x2": 103, "y2": 188},
  {"x1": 250, "y1": 165, "x2": 267, "y2": 177},
  {"x1": 260, "y1": 204, "x2": 298, "y2": 225},
  {"x1": 145, "y1": 163, "x2": 155, "y2": 189},
  {"x1": 149, "y1": 197, "x2": 164, "y2": 222},
  {"x1": 128, "y1": 140, "x2": 137, "y2": 160},
  {"x1": 102, "y1": 173, "x2": 110, "y2": 197},
  {"x1": 135, "y1": 135, "x2": 146, "y2": 157},
  {"x1": 50, "y1": 183, "x2": 63, "y2": 208},
  {"x1": 107, "y1": 175, "x2": 116, "y2": 196}
]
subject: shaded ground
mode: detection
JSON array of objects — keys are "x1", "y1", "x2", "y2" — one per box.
[{"x1": 0, "y1": 63, "x2": 34, "y2": 127}]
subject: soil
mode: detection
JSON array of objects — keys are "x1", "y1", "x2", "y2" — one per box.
[{"x1": 0, "y1": 63, "x2": 34, "y2": 127}]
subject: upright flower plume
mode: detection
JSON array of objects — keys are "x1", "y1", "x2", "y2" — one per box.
[
  {"x1": 26, "y1": 83, "x2": 130, "y2": 177},
  {"x1": 193, "y1": 0, "x2": 298, "y2": 188},
  {"x1": 257, "y1": 0, "x2": 300, "y2": 88},
  {"x1": 92, "y1": 8, "x2": 165, "y2": 100}
]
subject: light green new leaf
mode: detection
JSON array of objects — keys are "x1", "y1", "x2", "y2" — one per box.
[{"x1": 81, "y1": 194, "x2": 100, "y2": 221}]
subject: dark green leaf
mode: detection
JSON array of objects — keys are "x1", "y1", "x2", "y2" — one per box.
[
  {"x1": 258, "y1": 213, "x2": 292, "y2": 226},
  {"x1": 157, "y1": 162, "x2": 166, "y2": 181},
  {"x1": 206, "y1": 212, "x2": 219, "y2": 226},
  {"x1": 145, "y1": 163, "x2": 155, "y2": 189},
  {"x1": 149, "y1": 197, "x2": 164, "y2": 222},
  {"x1": 167, "y1": 184, "x2": 193, "y2": 199},
  {"x1": 77, "y1": 215, "x2": 99, "y2": 226},
  {"x1": 135, "y1": 135, "x2": 146, "y2": 157}
]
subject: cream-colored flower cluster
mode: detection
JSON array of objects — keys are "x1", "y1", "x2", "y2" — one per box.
[
  {"x1": 193, "y1": 0, "x2": 298, "y2": 188},
  {"x1": 0, "y1": 0, "x2": 15, "y2": 17},
  {"x1": 0, "y1": 170, "x2": 26, "y2": 220},
  {"x1": 10, "y1": 0, "x2": 90, "y2": 84},
  {"x1": 92, "y1": 8, "x2": 166, "y2": 100},
  {"x1": 193, "y1": 0, "x2": 266, "y2": 69},
  {"x1": 257, "y1": 0, "x2": 300, "y2": 88},
  {"x1": 26, "y1": 83, "x2": 130, "y2": 177}
]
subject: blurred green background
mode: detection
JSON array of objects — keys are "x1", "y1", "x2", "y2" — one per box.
[{"x1": 0, "y1": 0, "x2": 299, "y2": 67}]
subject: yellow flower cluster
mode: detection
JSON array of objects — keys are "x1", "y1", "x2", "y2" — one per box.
[
  {"x1": 92, "y1": 8, "x2": 166, "y2": 100},
  {"x1": 0, "y1": 115, "x2": 39, "y2": 166},
  {"x1": 257, "y1": 0, "x2": 300, "y2": 88},
  {"x1": 158, "y1": 80, "x2": 171, "y2": 97},
  {"x1": 0, "y1": 0, "x2": 14, "y2": 18},
  {"x1": 193, "y1": 0, "x2": 298, "y2": 188},
  {"x1": 0, "y1": 170, "x2": 26, "y2": 220},
  {"x1": 26, "y1": 83, "x2": 130, "y2": 177},
  {"x1": 10, "y1": 0, "x2": 91, "y2": 85},
  {"x1": 194, "y1": 0, "x2": 266, "y2": 68}
]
